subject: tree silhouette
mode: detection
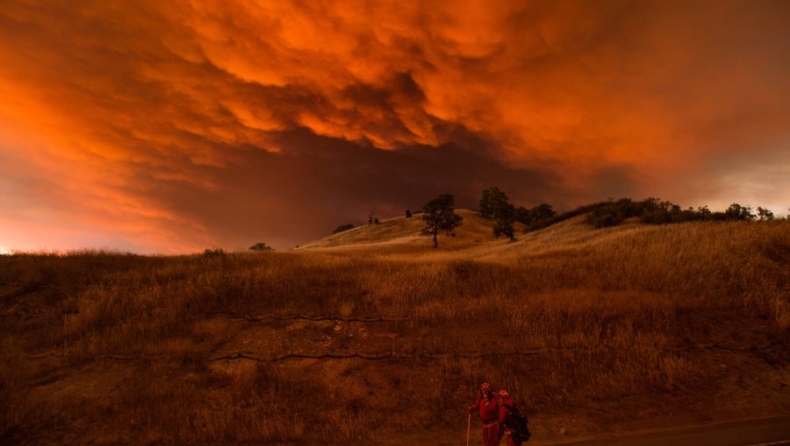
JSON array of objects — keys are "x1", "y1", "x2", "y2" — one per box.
[
  {"x1": 421, "y1": 194, "x2": 463, "y2": 248},
  {"x1": 723, "y1": 203, "x2": 755, "y2": 221},
  {"x1": 757, "y1": 207, "x2": 774, "y2": 221},
  {"x1": 478, "y1": 187, "x2": 510, "y2": 219},
  {"x1": 493, "y1": 203, "x2": 517, "y2": 241},
  {"x1": 479, "y1": 187, "x2": 518, "y2": 241}
]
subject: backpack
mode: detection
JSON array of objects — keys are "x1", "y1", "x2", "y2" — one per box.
[{"x1": 503, "y1": 404, "x2": 531, "y2": 444}]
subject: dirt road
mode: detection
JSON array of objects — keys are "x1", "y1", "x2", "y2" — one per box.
[
  {"x1": 550, "y1": 416, "x2": 790, "y2": 446},
  {"x1": 372, "y1": 416, "x2": 790, "y2": 446}
]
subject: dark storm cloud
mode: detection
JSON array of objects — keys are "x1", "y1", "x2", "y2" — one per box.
[{"x1": 157, "y1": 129, "x2": 562, "y2": 250}]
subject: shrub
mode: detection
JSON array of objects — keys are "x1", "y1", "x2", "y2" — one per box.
[
  {"x1": 333, "y1": 224, "x2": 355, "y2": 234},
  {"x1": 203, "y1": 248, "x2": 227, "y2": 258}
]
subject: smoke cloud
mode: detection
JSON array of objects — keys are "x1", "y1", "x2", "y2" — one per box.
[{"x1": 1, "y1": 0, "x2": 788, "y2": 252}]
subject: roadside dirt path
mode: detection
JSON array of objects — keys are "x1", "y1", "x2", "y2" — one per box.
[
  {"x1": 371, "y1": 416, "x2": 790, "y2": 446},
  {"x1": 549, "y1": 416, "x2": 790, "y2": 446}
]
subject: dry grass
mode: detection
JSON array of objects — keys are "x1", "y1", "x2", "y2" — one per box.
[{"x1": 1, "y1": 216, "x2": 789, "y2": 444}]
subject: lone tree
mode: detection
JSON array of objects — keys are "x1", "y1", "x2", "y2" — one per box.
[
  {"x1": 248, "y1": 242, "x2": 273, "y2": 251},
  {"x1": 421, "y1": 194, "x2": 463, "y2": 248}
]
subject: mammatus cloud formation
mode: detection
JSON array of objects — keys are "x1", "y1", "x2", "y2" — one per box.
[{"x1": 1, "y1": 0, "x2": 788, "y2": 253}]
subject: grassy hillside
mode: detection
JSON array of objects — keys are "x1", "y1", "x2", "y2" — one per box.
[
  {"x1": 298, "y1": 209, "x2": 499, "y2": 250},
  {"x1": 1, "y1": 212, "x2": 789, "y2": 445}
]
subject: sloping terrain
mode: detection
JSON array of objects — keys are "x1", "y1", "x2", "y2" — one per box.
[
  {"x1": 2, "y1": 212, "x2": 789, "y2": 445},
  {"x1": 297, "y1": 209, "x2": 499, "y2": 250}
]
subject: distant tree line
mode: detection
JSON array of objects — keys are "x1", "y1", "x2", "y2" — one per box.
[
  {"x1": 511, "y1": 197, "x2": 776, "y2": 233},
  {"x1": 477, "y1": 189, "x2": 780, "y2": 235},
  {"x1": 571, "y1": 198, "x2": 773, "y2": 229},
  {"x1": 325, "y1": 188, "x2": 781, "y2": 249}
]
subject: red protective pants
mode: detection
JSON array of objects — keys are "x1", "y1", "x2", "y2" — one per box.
[{"x1": 480, "y1": 421, "x2": 499, "y2": 446}]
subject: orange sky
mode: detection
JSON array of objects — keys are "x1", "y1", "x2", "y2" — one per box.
[{"x1": 1, "y1": 0, "x2": 789, "y2": 253}]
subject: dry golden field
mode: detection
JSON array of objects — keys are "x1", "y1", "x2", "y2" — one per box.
[{"x1": 1, "y1": 210, "x2": 789, "y2": 445}]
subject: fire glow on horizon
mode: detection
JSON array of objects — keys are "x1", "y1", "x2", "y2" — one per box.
[{"x1": 1, "y1": 0, "x2": 789, "y2": 253}]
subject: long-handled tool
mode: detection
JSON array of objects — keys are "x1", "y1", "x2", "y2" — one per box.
[{"x1": 466, "y1": 412, "x2": 471, "y2": 446}]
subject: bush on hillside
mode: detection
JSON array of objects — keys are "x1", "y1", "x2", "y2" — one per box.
[
  {"x1": 515, "y1": 203, "x2": 557, "y2": 226},
  {"x1": 203, "y1": 248, "x2": 227, "y2": 258},
  {"x1": 333, "y1": 224, "x2": 355, "y2": 234}
]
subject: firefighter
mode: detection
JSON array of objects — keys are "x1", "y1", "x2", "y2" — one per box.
[
  {"x1": 467, "y1": 382, "x2": 499, "y2": 446},
  {"x1": 498, "y1": 389, "x2": 517, "y2": 446}
]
